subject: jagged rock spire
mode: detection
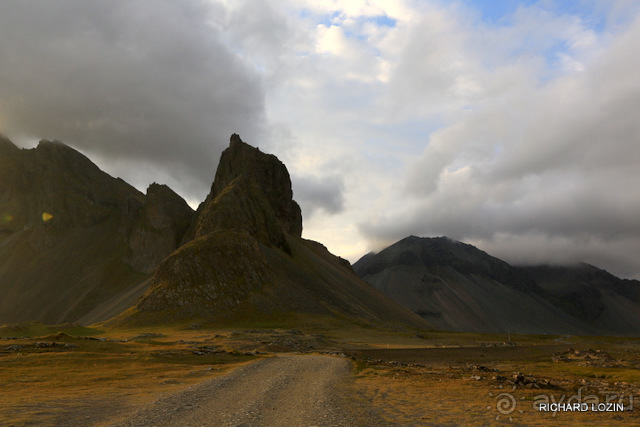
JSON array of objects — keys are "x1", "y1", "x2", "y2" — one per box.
[{"x1": 192, "y1": 134, "x2": 302, "y2": 250}]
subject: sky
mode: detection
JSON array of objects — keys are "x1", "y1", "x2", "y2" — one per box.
[{"x1": 1, "y1": 0, "x2": 639, "y2": 279}]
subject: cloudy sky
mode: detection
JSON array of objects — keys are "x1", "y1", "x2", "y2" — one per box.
[{"x1": 1, "y1": 0, "x2": 639, "y2": 279}]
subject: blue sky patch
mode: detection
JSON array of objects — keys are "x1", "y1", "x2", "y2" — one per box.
[
  {"x1": 303, "y1": 9, "x2": 342, "y2": 27},
  {"x1": 367, "y1": 15, "x2": 397, "y2": 28},
  {"x1": 464, "y1": 0, "x2": 607, "y2": 33},
  {"x1": 463, "y1": 0, "x2": 538, "y2": 24}
]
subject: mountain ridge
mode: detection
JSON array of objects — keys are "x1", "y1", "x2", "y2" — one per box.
[
  {"x1": 0, "y1": 136, "x2": 194, "y2": 324},
  {"x1": 353, "y1": 235, "x2": 640, "y2": 335},
  {"x1": 4, "y1": 133, "x2": 637, "y2": 335}
]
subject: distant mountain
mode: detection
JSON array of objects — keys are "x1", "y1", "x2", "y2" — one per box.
[
  {"x1": 520, "y1": 263, "x2": 640, "y2": 335},
  {"x1": 353, "y1": 236, "x2": 640, "y2": 335},
  {"x1": 0, "y1": 135, "x2": 193, "y2": 324},
  {"x1": 113, "y1": 135, "x2": 428, "y2": 329}
]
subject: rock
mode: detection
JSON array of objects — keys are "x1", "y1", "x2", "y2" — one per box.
[
  {"x1": 5, "y1": 344, "x2": 22, "y2": 351},
  {"x1": 0, "y1": 134, "x2": 19, "y2": 153},
  {"x1": 187, "y1": 134, "x2": 302, "y2": 250},
  {"x1": 471, "y1": 364, "x2": 493, "y2": 372},
  {"x1": 513, "y1": 372, "x2": 527, "y2": 385},
  {"x1": 124, "y1": 183, "x2": 194, "y2": 273},
  {"x1": 127, "y1": 135, "x2": 299, "y2": 318}
]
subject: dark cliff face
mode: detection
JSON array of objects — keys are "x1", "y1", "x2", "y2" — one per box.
[
  {"x1": 216, "y1": 134, "x2": 302, "y2": 238},
  {"x1": 0, "y1": 136, "x2": 194, "y2": 324},
  {"x1": 0, "y1": 139, "x2": 144, "y2": 244},
  {"x1": 517, "y1": 263, "x2": 640, "y2": 326},
  {"x1": 124, "y1": 183, "x2": 195, "y2": 274},
  {"x1": 0, "y1": 138, "x2": 193, "y2": 267},
  {"x1": 188, "y1": 134, "x2": 302, "y2": 251},
  {"x1": 0, "y1": 134, "x2": 20, "y2": 159}
]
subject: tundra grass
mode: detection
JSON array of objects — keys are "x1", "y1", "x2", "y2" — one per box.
[
  {"x1": 2, "y1": 321, "x2": 639, "y2": 426},
  {"x1": 348, "y1": 338, "x2": 640, "y2": 426},
  {"x1": 0, "y1": 327, "x2": 257, "y2": 426}
]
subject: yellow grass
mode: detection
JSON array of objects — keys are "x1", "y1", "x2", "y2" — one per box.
[
  {"x1": 0, "y1": 327, "x2": 258, "y2": 425},
  {"x1": 1, "y1": 322, "x2": 639, "y2": 426},
  {"x1": 348, "y1": 338, "x2": 640, "y2": 426}
]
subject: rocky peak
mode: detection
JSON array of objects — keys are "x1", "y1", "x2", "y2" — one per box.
[
  {"x1": 116, "y1": 133, "x2": 428, "y2": 328},
  {"x1": 0, "y1": 136, "x2": 192, "y2": 273},
  {"x1": 145, "y1": 183, "x2": 193, "y2": 229},
  {"x1": 191, "y1": 134, "x2": 302, "y2": 250},
  {"x1": 34, "y1": 140, "x2": 103, "y2": 178},
  {"x1": 0, "y1": 134, "x2": 19, "y2": 154},
  {"x1": 123, "y1": 182, "x2": 194, "y2": 274}
]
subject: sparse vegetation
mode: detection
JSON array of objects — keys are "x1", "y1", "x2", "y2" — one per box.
[
  {"x1": 2, "y1": 323, "x2": 638, "y2": 425},
  {"x1": 346, "y1": 332, "x2": 640, "y2": 425},
  {"x1": 0, "y1": 325, "x2": 258, "y2": 425}
]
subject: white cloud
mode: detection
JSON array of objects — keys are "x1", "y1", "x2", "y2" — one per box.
[{"x1": 358, "y1": 6, "x2": 640, "y2": 278}]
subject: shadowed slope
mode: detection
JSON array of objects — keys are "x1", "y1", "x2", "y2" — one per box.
[
  {"x1": 0, "y1": 136, "x2": 193, "y2": 324},
  {"x1": 520, "y1": 263, "x2": 640, "y2": 334}
]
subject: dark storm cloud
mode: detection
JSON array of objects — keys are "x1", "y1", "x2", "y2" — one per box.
[
  {"x1": 0, "y1": 0, "x2": 265, "y2": 201},
  {"x1": 292, "y1": 174, "x2": 345, "y2": 218}
]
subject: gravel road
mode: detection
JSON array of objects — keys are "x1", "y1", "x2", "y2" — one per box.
[{"x1": 114, "y1": 354, "x2": 383, "y2": 426}]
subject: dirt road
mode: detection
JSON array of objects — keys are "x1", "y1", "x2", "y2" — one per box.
[{"x1": 115, "y1": 354, "x2": 382, "y2": 426}]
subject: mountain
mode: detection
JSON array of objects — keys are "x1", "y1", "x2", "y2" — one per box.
[
  {"x1": 353, "y1": 236, "x2": 640, "y2": 335},
  {"x1": 0, "y1": 135, "x2": 194, "y2": 324},
  {"x1": 113, "y1": 135, "x2": 428, "y2": 328},
  {"x1": 4, "y1": 132, "x2": 636, "y2": 335},
  {"x1": 520, "y1": 263, "x2": 640, "y2": 335}
]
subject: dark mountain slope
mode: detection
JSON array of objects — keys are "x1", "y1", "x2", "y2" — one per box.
[
  {"x1": 124, "y1": 182, "x2": 194, "y2": 274},
  {"x1": 519, "y1": 263, "x2": 640, "y2": 334},
  {"x1": 114, "y1": 135, "x2": 428, "y2": 329},
  {"x1": 0, "y1": 136, "x2": 194, "y2": 324},
  {"x1": 354, "y1": 236, "x2": 640, "y2": 335}
]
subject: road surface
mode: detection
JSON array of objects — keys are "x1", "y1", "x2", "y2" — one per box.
[{"x1": 115, "y1": 354, "x2": 384, "y2": 426}]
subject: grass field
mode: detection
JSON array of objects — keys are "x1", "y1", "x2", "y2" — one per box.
[
  {"x1": 1, "y1": 321, "x2": 639, "y2": 425},
  {"x1": 0, "y1": 323, "x2": 258, "y2": 425},
  {"x1": 346, "y1": 334, "x2": 640, "y2": 425}
]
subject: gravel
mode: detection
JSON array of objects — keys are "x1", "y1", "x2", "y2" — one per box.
[{"x1": 113, "y1": 354, "x2": 387, "y2": 427}]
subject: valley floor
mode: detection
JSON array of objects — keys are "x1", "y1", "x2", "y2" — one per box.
[{"x1": 1, "y1": 323, "x2": 639, "y2": 426}]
